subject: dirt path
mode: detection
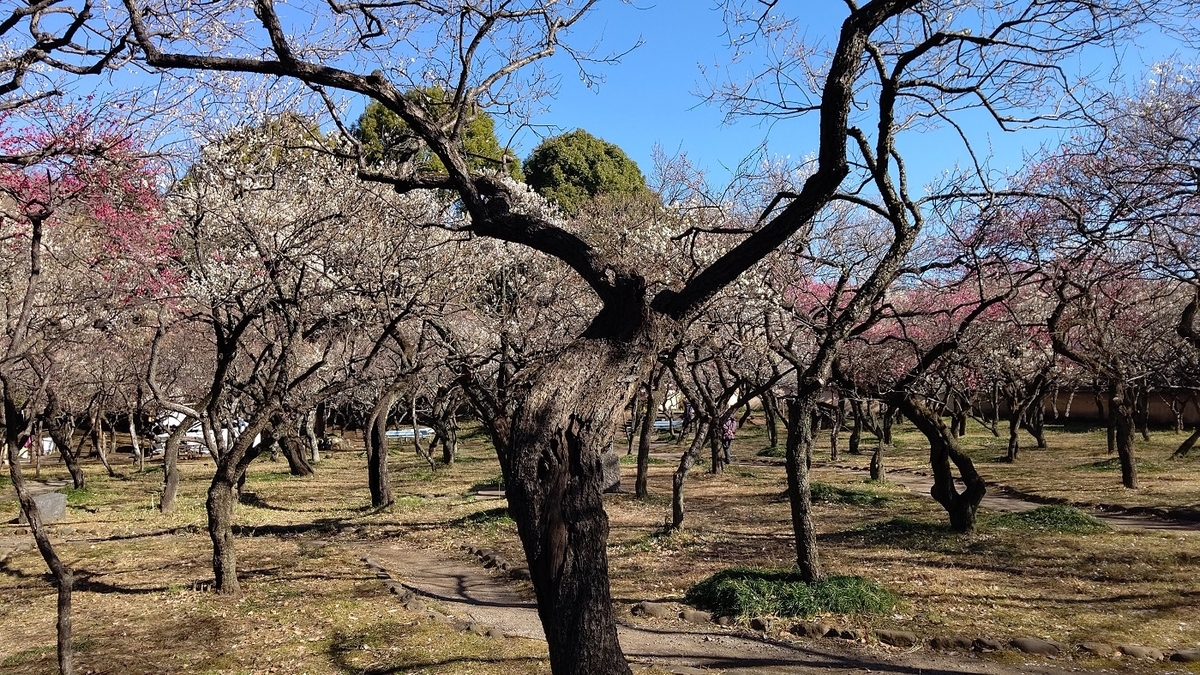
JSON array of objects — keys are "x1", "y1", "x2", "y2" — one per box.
[{"x1": 362, "y1": 543, "x2": 1089, "y2": 675}]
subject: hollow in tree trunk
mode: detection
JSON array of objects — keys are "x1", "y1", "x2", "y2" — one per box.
[
  {"x1": 898, "y1": 395, "x2": 985, "y2": 532},
  {"x1": 784, "y1": 394, "x2": 824, "y2": 583}
]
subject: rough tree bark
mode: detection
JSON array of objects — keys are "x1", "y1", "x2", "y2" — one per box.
[
  {"x1": 635, "y1": 370, "x2": 663, "y2": 499},
  {"x1": 503, "y1": 309, "x2": 655, "y2": 675},
  {"x1": 207, "y1": 413, "x2": 274, "y2": 594},
  {"x1": 366, "y1": 388, "x2": 400, "y2": 508},
  {"x1": 670, "y1": 420, "x2": 711, "y2": 530},
  {"x1": 898, "y1": 395, "x2": 985, "y2": 531},
  {"x1": 784, "y1": 395, "x2": 824, "y2": 582}
]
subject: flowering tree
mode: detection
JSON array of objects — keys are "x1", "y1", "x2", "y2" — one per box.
[
  {"x1": 0, "y1": 99, "x2": 176, "y2": 675},
  {"x1": 28, "y1": 0, "x2": 1197, "y2": 670}
]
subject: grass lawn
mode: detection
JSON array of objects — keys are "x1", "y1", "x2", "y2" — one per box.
[{"x1": 1, "y1": 417, "x2": 1198, "y2": 673}]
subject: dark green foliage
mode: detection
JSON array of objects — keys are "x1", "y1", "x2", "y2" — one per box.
[
  {"x1": 757, "y1": 446, "x2": 786, "y2": 458},
  {"x1": 522, "y1": 129, "x2": 647, "y2": 213},
  {"x1": 684, "y1": 567, "x2": 898, "y2": 619},
  {"x1": 809, "y1": 482, "x2": 891, "y2": 506},
  {"x1": 990, "y1": 505, "x2": 1109, "y2": 533},
  {"x1": 353, "y1": 92, "x2": 521, "y2": 179},
  {"x1": 451, "y1": 507, "x2": 513, "y2": 527},
  {"x1": 841, "y1": 517, "x2": 963, "y2": 551}
]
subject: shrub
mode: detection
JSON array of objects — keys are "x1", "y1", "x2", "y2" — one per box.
[
  {"x1": 684, "y1": 567, "x2": 898, "y2": 619},
  {"x1": 990, "y1": 505, "x2": 1109, "y2": 534}
]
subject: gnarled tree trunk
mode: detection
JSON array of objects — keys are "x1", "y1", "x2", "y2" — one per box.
[
  {"x1": 503, "y1": 316, "x2": 654, "y2": 675},
  {"x1": 784, "y1": 394, "x2": 824, "y2": 582},
  {"x1": 898, "y1": 395, "x2": 985, "y2": 532}
]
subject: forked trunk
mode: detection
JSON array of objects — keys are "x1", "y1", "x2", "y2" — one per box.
[
  {"x1": 899, "y1": 395, "x2": 984, "y2": 532},
  {"x1": 504, "y1": 323, "x2": 653, "y2": 675},
  {"x1": 784, "y1": 394, "x2": 824, "y2": 582},
  {"x1": 207, "y1": 418, "x2": 272, "y2": 594},
  {"x1": 1006, "y1": 409, "x2": 1022, "y2": 462},
  {"x1": 671, "y1": 420, "x2": 710, "y2": 529}
]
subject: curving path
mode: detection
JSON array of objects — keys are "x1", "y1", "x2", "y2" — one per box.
[{"x1": 362, "y1": 543, "x2": 1091, "y2": 675}]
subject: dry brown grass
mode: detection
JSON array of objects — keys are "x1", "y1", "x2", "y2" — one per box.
[{"x1": 1, "y1": 419, "x2": 1199, "y2": 674}]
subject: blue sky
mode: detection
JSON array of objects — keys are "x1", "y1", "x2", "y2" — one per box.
[{"x1": 494, "y1": 1, "x2": 1194, "y2": 192}]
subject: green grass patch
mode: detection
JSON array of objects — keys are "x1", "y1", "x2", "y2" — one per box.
[
  {"x1": 757, "y1": 446, "x2": 786, "y2": 458},
  {"x1": 65, "y1": 486, "x2": 94, "y2": 507},
  {"x1": 617, "y1": 526, "x2": 702, "y2": 554},
  {"x1": 684, "y1": 567, "x2": 897, "y2": 619},
  {"x1": 840, "y1": 517, "x2": 964, "y2": 551},
  {"x1": 810, "y1": 482, "x2": 891, "y2": 506},
  {"x1": 1071, "y1": 457, "x2": 1168, "y2": 473},
  {"x1": 989, "y1": 505, "x2": 1109, "y2": 534}
]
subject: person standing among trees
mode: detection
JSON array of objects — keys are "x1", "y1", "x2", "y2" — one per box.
[{"x1": 721, "y1": 415, "x2": 737, "y2": 463}]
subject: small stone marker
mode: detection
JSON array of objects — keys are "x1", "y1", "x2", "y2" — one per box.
[
  {"x1": 1118, "y1": 645, "x2": 1164, "y2": 660},
  {"x1": 1011, "y1": 637, "x2": 1061, "y2": 656},
  {"x1": 875, "y1": 630, "x2": 918, "y2": 648},
  {"x1": 679, "y1": 609, "x2": 712, "y2": 624},
  {"x1": 749, "y1": 617, "x2": 772, "y2": 632},
  {"x1": 631, "y1": 601, "x2": 673, "y2": 619},
  {"x1": 17, "y1": 492, "x2": 67, "y2": 525},
  {"x1": 601, "y1": 449, "x2": 621, "y2": 493},
  {"x1": 1077, "y1": 642, "x2": 1116, "y2": 658},
  {"x1": 1170, "y1": 649, "x2": 1200, "y2": 662}
]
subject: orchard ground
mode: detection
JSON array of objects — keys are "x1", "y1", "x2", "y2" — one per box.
[{"x1": 1, "y1": 418, "x2": 1199, "y2": 674}]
